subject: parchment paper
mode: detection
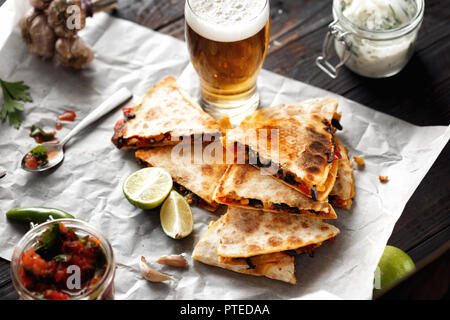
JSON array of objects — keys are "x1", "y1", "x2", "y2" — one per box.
[{"x1": 0, "y1": 0, "x2": 449, "y2": 300}]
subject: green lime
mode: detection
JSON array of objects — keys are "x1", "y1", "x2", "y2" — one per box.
[
  {"x1": 160, "y1": 191, "x2": 193, "y2": 239},
  {"x1": 374, "y1": 245, "x2": 416, "y2": 291},
  {"x1": 123, "y1": 168, "x2": 173, "y2": 210}
]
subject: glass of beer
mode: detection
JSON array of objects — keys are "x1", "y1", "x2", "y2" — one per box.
[{"x1": 185, "y1": 0, "x2": 270, "y2": 122}]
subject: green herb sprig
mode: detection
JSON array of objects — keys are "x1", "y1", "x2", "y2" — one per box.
[{"x1": 0, "y1": 79, "x2": 32, "y2": 129}]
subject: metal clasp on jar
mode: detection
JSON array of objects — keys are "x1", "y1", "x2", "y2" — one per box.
[{"x1": 316, "y1": 20, "x2": 352, "y2": 79}]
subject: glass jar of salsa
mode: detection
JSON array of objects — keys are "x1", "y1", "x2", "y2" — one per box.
[{"x1": 10, "y1": 219, "x2": 115, "y2": 300}]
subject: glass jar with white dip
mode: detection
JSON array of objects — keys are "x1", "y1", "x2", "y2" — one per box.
[{"x1": 316, "y1": 0, "x2": 424, "y2": 78}]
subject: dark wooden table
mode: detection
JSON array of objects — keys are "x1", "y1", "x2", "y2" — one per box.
[{"x1": 1, "y1": 0, "x2": 449, "y2": 300}]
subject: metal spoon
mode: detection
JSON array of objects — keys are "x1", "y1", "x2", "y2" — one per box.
[{"x1": 21, "y1": 87, "x2": 133, "y2": 172}]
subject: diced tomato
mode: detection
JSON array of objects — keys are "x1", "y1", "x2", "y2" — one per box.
[
  {"x1": 114, "y1": 119, "x2": 124, "y2": 131},
  {"x1": 54, "y1": 266, "x2": 67, "y2": 283},
  {"x1": 122, "y1": 107, "x2": 133, "y2": 116},
  {"x1": 329, "y1": 236, "x2": 336, "y2": 244},
  {"x1": 333, "y1": 152, "x2": 342, "y2": 160},
  {"x1": 21, "y1": 249, "x2": 49, "y2": 277},
  {"x1": 57, "y1": 110, "x2": 76, "y2": 122},
  {"x1": 55, "y1": 122, "x2": 62, "y2": 130},
  {"x1": 24, "y1": 154, "x2": 39, "y2": 170},
  {"x1": 303, "y1": 244, "x2": 315, "y2": 257},
  {"x1": 217, "y1": 197, "x2": 233, "y2": 204},
  {"x1": 43, "y1": 290, "x2": 70, "y2": 300},
  {"x1": 297, "y1": 183, "x2": 310, "y2": 196}
]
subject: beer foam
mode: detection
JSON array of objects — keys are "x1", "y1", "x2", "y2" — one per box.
[{"x1": 185, "y1": 0, "x2": 269, "y2": 42}]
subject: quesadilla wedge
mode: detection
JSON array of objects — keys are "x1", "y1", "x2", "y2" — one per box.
[
  {"x1": 135, "y1": 144, "x2": 228, "y2": 211},
  {"x1": 112, "y1": 76, "x2": 222, "y2": 149},
  {"x1": 242, "y1": 97, "x2": 343, "y2": 130},
  {"x1": 192, "y1": 217, "x2": 297, "y2": 284},
  {"x1": 215, "y1": 206, "x2": 340, "y2": 258},
  {"x1": 330, "y1": 136, "x2": 355, "y2": 209},
  {"x1": 222, "y1": 114, "x2": 340, "y2": 201},
  {"x1": 213, "y1": 164, "x2": 337, "y2": 219}
]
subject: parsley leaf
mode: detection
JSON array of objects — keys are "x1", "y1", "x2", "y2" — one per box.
[{"x1": 0, "y1": 79, "x2": 32, "y2": 129}]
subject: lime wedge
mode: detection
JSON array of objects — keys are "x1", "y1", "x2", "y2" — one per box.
[
  {"x1": 123, "y1": 168, "x2": 173, "y2": 210},
  {"x1": 160, "y1": 191, "x2": 193, "y2": 239}
]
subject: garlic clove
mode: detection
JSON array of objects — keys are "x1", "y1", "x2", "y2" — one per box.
[
  {"x1": 156, "y1": 255, "x2": 189, "y2": 268},
  {"x1": 139, "y1": 256, "x2": 174, "y2": 282}
]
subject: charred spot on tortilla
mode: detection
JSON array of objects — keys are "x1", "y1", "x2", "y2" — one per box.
[
  {"x1": 306, "y1": 126, "x2": 328, "y2": 141},
  {"x1": 230, "y1": 215, "x2": 260, "y2": 234},
  {"x1": 233, "y1": 167, "x2": 248, "y2": 185},
  {"x1": 201, "y1": 165, "x2": 214, "y2": 175},
  {"x1": 308, "y1": 140, "x2": 328, "y2": 154},
  {"x1": 268, "y1": 236, "x2": 282, "y2": 247}
]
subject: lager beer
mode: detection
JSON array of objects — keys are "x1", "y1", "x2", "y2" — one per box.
[{"x1": 185, "y1": 0, "x2": 270, "y2": 121}]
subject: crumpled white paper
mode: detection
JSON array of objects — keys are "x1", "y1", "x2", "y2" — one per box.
[{"x1": 0, "y1": 0, "x2": 449, "y2": 300}]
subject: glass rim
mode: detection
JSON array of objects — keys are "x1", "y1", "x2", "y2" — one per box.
[
  {"x1": 185, "y1": 0, "x2": 269, "y2": 25},
  {"x1": 10, "y1": 218, "x2": 115, "y2": 300},
  {"x1": 333, "y1": 0, "x2": 424, "y2": 40}
]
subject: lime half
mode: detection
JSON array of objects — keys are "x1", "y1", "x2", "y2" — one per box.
[
  {"x1": 123, "y1": 168, "x2": 173, "y2": 210},
  {"x1": 374, "y1": 245, "x2": 416, "y2": 291},
  {"x1": 160, "y1": 191, "x2": 193, "y2": 239}
]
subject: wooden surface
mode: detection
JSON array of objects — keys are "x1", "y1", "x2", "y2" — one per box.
[{"x1": 0, "y1": 0, "x2": 449, "y2": 300}]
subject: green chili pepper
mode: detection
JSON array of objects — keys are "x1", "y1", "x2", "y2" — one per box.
[{"x1": 5, "y1": 207, "x2": 75, "y2": 224}]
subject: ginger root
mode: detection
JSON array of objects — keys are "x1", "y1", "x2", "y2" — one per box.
[
  {"x1": 19, "y1": 9, "x2": 56, "y2": 59},
  {"x1": 54, "y1": 36, "x2": 94, "y2": 69}
]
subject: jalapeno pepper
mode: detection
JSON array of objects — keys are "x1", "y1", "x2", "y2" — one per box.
[{"x1": 6, "y1": 207, "x2": 75, "y2": 224}]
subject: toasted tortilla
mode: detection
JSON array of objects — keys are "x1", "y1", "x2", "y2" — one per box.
[
  {"x1": 330, "y1": 136, "x2": 355, "y2": 209},
  {"x1": 192, "y1": 217, "x2": 297, "y2": 284},
  {"x1": 213, "y1": 164, "x2": 337, "y2": 219},
  {"x1": 135, "y1": 144, "x2": 228, "y2": 211},
  {"x1": 215, "y1": 206, "x2": 339, "y2": 258},
  {"x1": 223, "y1": 114, "x2": 339, "y2": 200},
  {"x1": 242, "y1": 98, "x2": 342, "y2": 126},
  {"x1": 112, "y1": 76, "x2": 222, "y2": 149}
]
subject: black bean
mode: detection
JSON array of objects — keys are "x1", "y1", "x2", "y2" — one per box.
[
  {"x1": 124, "y1": 112, "x2": 135, "y2": 120},
  {"x1": 246, "y1": 258, "x2": 256, "y2": 269},
  {"x1": 249, "y1": 199, "x2": 264, "y2": 208},
  {"x1": 311, "y1": 187, "x2": 318, "y2": 201},
  {"x1": 117, "y1": 137, "x2": 125, "y2": 148},
  {"x1": 282, "y1": 172, "x2": 297, "y2": 185},
  {"x1": 285, "y1": 250, "x2": 298, "y2": 256},
  {"x1": 332, "y1": 118, "x2": 343, "y2": 130}
]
